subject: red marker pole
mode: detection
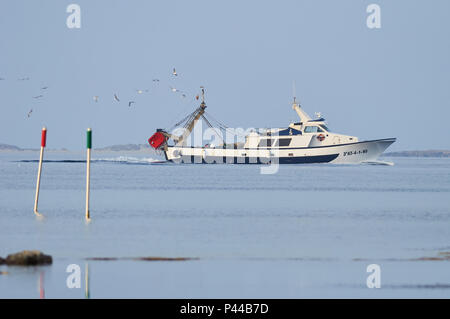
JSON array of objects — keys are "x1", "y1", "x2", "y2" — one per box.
[
  {"x1": 34, "y1": 127, "x2": 46, "y2": 217},
  {"x1": 39, "y1": 272, "x2": 45, "y2": 299}
]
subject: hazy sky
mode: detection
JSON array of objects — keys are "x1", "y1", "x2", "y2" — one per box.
[{"x1": 0, "y1": 0, "x2": 449, "y2": 151}]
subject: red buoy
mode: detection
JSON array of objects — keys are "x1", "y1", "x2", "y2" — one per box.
[{"x1": 148, "y1": 131, "x2": 166, "y2": 149}]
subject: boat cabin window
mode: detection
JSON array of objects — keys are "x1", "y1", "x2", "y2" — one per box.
[
  {"x1": 258, "y1": 139, "x2": 275, "y2": 147},
  {"x1": 304, "y1": 126, "x2": 323, "y2": 133},
  {"x1": 319, "y1": 124, "x2": 330, "y2": 132},
  {"x1": 279, "y1": 128, "x2": 302, "y2": 136},
  {"x1": 276, "y1": 138, "x2": 292, "y2": 147},
  {"x1": 258, "y1": 138, "x2": 292, "y2": 147}
]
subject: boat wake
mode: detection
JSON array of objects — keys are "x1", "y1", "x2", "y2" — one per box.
[
  {"x1": 93, "y1": 156, "x2": 166, "y2": 165},
  {"x1": 361, "y1": 160, "x2": 394, "y2": 166},
  {"x1": 16, "y1": 156, "x2": 167, "y2": 165}
]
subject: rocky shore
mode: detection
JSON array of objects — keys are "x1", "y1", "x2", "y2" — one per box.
[{"x1": 0, "y1": 250, "x2": 52, "y2": 266}]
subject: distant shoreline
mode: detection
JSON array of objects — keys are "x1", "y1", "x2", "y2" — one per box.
[
  {"x1": 1, "y1": 143, "x2": 449, "y2": 157},
  {"x1": 383, "y1": 150, "x2": 450, "y2": 158},
  {"x1": 0, "y1": 143, "x2": 153, "y2": 153}
]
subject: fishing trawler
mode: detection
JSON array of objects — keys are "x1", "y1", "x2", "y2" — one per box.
[{"x1": 148, "y1": 88, "x2": 395, "y2": 164}]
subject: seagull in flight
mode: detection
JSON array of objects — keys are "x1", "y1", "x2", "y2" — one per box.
[
  {"x1": 18, "y1": 77, "x2": 30, "y2": 81},
  {"x1": 152, "y1": 79, "x2": 160, "y2": 82},
  {"x1": 93, "y1": 96, "x2": 99, "y2": 103},
  {"x1": 170, "y1": 86, "x2": 179, "y2": 93},
  {"x1": 27, "y1": 109, "x2": 33, "y2": 118},
  {"x1": 41, "y1": 86, "x2": 48, "y2": 90},
  {"x1": 172, "y1": 68, "x2": 177, "y2": 76},
  {"x1": 128, "y1": 101, "x2": 135, "y2": 107},
  {"x1": 33, "y1": 95, "x2": 44, "y2": 99},
  {"x1": 114, "y1": 94, "x2": 120, "y2": 102},
  {"x1": 136, "y1": 89, "x2": 149, "y2": 94}
]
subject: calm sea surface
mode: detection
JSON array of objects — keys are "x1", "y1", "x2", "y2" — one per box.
[{"x1": 0, "y1": 151, "x2": 449, "y2": 298}]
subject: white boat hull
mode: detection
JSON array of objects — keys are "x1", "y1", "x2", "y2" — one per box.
[{"x1": 164, "y1": 138, "x2": 396, "y2": 164}]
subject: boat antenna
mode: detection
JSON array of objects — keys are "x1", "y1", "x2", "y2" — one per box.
[
  {"x1": 292, "y1": 81, "x2": 297, "y2": 104},
  {"x1": 199, "y1": 86, "x2": 207, "y2": 111},
  {"x1": 201, "y1": 86, "x2": 205, "y2": 101}
]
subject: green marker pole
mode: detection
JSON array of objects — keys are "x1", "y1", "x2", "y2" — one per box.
[
  {"x1": 85, "y1": 128, "x2": 92, "y2": 221},
  {"x1": 85, "y1": 263, "x2": 90, "y2": 299}
]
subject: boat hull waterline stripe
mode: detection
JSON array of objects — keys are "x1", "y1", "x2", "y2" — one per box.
[{"x1": 169, "y1": 154, "x2": 339, "y2": 164}]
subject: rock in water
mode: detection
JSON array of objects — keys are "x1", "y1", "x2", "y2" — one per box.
[
  {"x1": 5, "y1": 250, "x2": 52, "y2": 266},
  {"x1": 0, "y1": 257, "x2": 5, "y2": 265}
]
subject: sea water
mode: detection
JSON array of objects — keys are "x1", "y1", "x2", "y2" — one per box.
[{"x1": 0, "y1": 151, "x2": 449, "y2": 298}]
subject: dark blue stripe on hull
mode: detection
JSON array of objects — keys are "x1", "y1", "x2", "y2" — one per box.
[
  {"x1": 169, "y1": 154, "x2": 339, "y2": 164},
  {"x1": 278, "y1": 153, "x2": 338, "y2": 164}
]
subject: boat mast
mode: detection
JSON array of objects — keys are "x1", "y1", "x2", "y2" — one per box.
[
  {"x1": 292, "y1": 97, "x2": 312, "y2": 124},
  {"x1": 175, "y1": 87, "x2": 207, "y2": 146}
]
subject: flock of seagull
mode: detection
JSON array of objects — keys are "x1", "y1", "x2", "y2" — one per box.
[
  {"x1": 0, "y1": 67, "x2": 200, "y2": 119},
  {"x1": 93, "y1": 68, "x2": 194, "y2": 108}
]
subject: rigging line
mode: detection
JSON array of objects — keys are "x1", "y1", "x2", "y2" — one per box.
[
  {"x1": 175, "y1": 111, "x2": 195, "y2": 126},
  {"x1": 180, "y1": 111, "x2": 196, "y2": 128},
  {"x1": 201, "y1": 113, "x2": 226, "y2": 135},
  {"x1": 165, "y1": 111, "x2": 192, "y2": 132},
  {"x1": 169, "y1": 92, "x2": 198, "y2": 124},
  {"x1": 171, "y1": 107, "x2": 198, "y2": 131},
  {"x1": 168, "y1": 111, "x2": 194, "y2": 131},
  {"x1": 205, "y1": 118, "x2": 233, "y2": 140},
  {"x1": 203, "y1": 111, "x2": 247, "y2": 138},
  {"x1": 201, "y1": 114, "x2": 225, "y2": 144},
  {"x1": 202, "y1": 114, "x2": 219, "y2": 131},
  {"x1": 204, "y1": 111, "x2": 241, "y2": 136},
  {"x1": 204, "y1": 111, "x2": 248, "y2": 138},
  {"x1": 204, "y1": 111, "x2": 229, "y2": 129},
  {"x1": 203, "y1": 116, "x2": 228, "y2": 134},
  {"x1": 165, "y1": 106, "x2": 191, "y2": 130},
  {"x1": 167, "y1": 100, "x2": 202, "y2": 131},
  {"x1": 183, "y1": 108, "x2": 200, "y2": 129}
]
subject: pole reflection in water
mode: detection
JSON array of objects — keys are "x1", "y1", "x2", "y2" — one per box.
[
  {"x1": 39, "y1": 272, "x2": 45, "y2": 299},
  {"x1": 85, "y1": 263, "x2": 90, "y2": 299}
]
